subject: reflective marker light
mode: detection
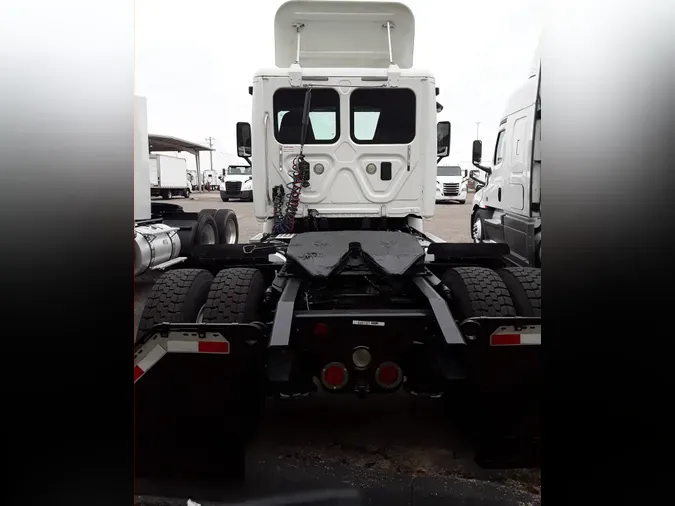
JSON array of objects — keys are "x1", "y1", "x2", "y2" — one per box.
[
  {"x1": 314, "y1": 163, "x2": 325, "y2": 175},
  {"x1": 366, "y1": 163, "x2": 377, "y2": 175}
]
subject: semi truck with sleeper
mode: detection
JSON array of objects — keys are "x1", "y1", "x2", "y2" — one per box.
[
  {"x1": 134, "y1": 1, "x2": 541, "y2": 483},
  {"x1": 470, "y1": 53, "x2": 541, "y2": 267}
]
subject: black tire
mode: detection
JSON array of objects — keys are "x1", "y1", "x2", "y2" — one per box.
[
  {"x1": 137, "y1": 269, "x2": 213, "y2": 339},
  {"x1": 458, "y1": 199, "x2": 466, "y2": 204},
  {"x1": 194, "y1": 211, "x2": 219, "y2": 246},
  {"x1": 442, "y1": 266, "x2": 516, "y2": 319},
  {"x1": 221, "y1": 196, "x2": 230, "y2": 202},
  {"x1": 199, "y1": 208, "x2": 217, "y2": 218},
  {"x1": 202, "y1": 268, "x2": 268, "y2": 476},
  {"x1": 135, "y1": 268, "x2": 248, "y2": 483},
  {"x1": 214, "y1": 209, "x2": 239, "y2": 244},
  {"x1": 161, "y1": 189, "x2": 172, "y2": 200},
  {"x1": 202, "y1": 268, "x2": 267, "y2": 323},
  {"x1": 202, "y1": 208, "x2": 238, "y2": 245},
  {"x1": 184, "y1": 187, "x2": 191, "y2": 198},
  {"x1": 497, "y1": 267, "x2": 541, "y2": 317}
]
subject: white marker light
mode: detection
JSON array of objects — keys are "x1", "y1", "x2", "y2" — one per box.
[
  {"x1": 366, "y1": 163, "x2": 377, "y2": 175},
  {"x1": 352, "y1": 346, "x2": 372, "y2": 370},
  {"x1": 314, "y1": 163, "x2": 325, "y2": 175}
]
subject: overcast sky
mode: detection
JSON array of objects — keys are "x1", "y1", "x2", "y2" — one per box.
[{"x1": 135, "y1": 0, "x2": 542, "y2": 171}]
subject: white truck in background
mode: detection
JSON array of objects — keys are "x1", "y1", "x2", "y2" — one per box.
[
  {"x1": 201, "y1": 169, "x2": 219, "y2": 191},
  {"x1": 435, "y1": 164, "x2": 468, "y2": 204},
  {"x1": 219, "y1": 164, "x2": 254, "y2": 202},
  {"x1": 149, "y1": 154, "x2": 192, "y2": 200},
  {"x1": 470, "y1": 53, "x2": 541, "y2": 267}
]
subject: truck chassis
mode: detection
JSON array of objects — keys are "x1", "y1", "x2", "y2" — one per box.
[{"x1": 135, "y1": 226, "x2": 541, "y2": 482}]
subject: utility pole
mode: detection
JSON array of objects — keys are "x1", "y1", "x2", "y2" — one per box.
[
  {"x1": 205, "y1": 137, "x2": 215, "y2": 192},
  {"x1": 205, "y1": 137, "x2": 216, "y2": 171},
  {"x1": 475, "y1": 122, "x2": 481, "y2": 139}
]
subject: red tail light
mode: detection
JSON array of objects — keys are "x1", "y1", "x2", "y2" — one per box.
[
  {"x1": 313, "y1": 323, "x2": 329, "y2": 337},
  {"x1": 321, "y1": 362, "x2": 348, "y2": 390},
  {"x1": 375, "y1": 362, "x2": 403, "y2": 389}
]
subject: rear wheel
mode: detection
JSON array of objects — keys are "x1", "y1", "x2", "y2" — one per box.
[
  {"x1": 201, "y1": 268, "x2": 269, "y2": 479},
  {"x1": 497, "y1": 267, "x2": 541, "y2": 317},
  {"x1": 137, "y1": 268, "x2": 213, "y2": 339},
  {"x1": 442, "y1": 266, "x2": 516, "y2": 319},
  {"x1": 203, "y1": 267, "x2": 266, "y2": 323},
  {"x1": 136, "y1": 269, "x2": 247, "y2": 482},
  {"x1": 205, "y1": 209, "x2": 239, "y2": 244},
  {"x1": 441, "y1": 268, "x2": 536, "y2": 467},
  {"x1": 194, "y1": 210, "x2": 219, "y2": 246}
]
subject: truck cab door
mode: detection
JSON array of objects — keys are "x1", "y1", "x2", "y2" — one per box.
[
  {"x1": 483, "y1": 126, "x2": 508, "y2": 209},
  {"x1": 505, "y1": 65, "x2": 541, "y2": 218}
]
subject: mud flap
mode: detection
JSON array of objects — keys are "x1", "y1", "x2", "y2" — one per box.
[
  {"x1": 134, "y1": 322, "x2": 268, "y2": 483},
  {"x1": 458, "y1": 317, "x2": 541, "y2": 469}
]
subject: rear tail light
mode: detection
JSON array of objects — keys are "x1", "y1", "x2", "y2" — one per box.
[
  {"x1": 321, "y1": 362, "x2": 348, "y2": 390},
  {"x1": 313, "y1": 323, "x2": 329, "y2": 337},
  {"x1": 375, "y1": 361, "x2": 403, "y2": 389}
]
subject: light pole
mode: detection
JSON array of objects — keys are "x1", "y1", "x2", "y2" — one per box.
[{"x1": 475, "y1": 122, "x2": 481, "y2": 139}]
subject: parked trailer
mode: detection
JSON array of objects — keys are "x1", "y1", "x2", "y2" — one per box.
[
  {"x1": 134, "y1": 96, "x2": 240, "y2": 277},
  {"x1": 134, "y1": 1, "x2": 541, "y2": 483}
]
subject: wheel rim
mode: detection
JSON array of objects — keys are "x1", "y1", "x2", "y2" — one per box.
[
  {"x1": 225, "y1": 219, "x2": 237, "y2": 244},
  {"x1": 167, "y1": 191, "x2": 172, "y2": 199},
  {"x1": 200, "y1": 224, "x2": 216, "y2": 244},
  {"x1": 472, "y1": 216, "x2": 482, "y2": 243}
]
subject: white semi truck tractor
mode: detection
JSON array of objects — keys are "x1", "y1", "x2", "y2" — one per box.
[
  {"x1": 134, "y1": 2, "x2": 541, "y2": 485},
  {"x1": 470, "y1": 52, "x2": 541, "y2": 267},
  {"x1": 133, "y1": 96, "x2": 240, "y2": 277}
]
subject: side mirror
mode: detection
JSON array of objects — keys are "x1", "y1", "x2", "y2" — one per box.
[
  {"x1": 472, "y1": 140, "x2": 482, "y2": 164},
  {"x1": 437, "y1": 121, "x2": 451, "y2": 157},
  {"x1": 236, "y1": 122, "x2": 252, "y2": 158}
]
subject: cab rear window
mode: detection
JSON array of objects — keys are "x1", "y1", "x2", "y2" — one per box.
[{"x1": 350, "y1": 88, "x2": 416, "y2": 144}]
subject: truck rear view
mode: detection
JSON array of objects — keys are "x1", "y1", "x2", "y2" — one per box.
[{"x1": 135, "y1": 0, "x2": 541, "y2": 486}]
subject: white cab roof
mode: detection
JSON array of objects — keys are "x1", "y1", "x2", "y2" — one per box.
[{"x1": 274, "y1": 1, "x2": 415, "y2": 69}]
